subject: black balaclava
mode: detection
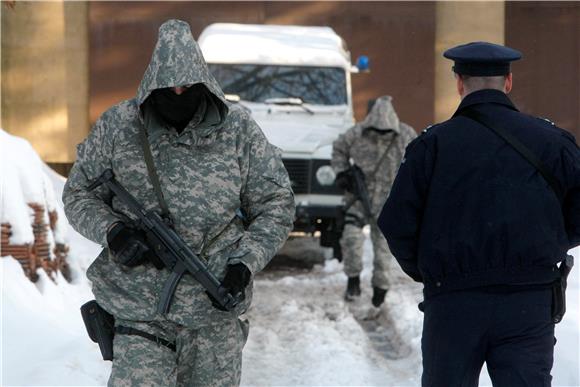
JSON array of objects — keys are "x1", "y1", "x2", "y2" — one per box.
[
  {"x1": 150, "y1": 83, "x2": 208, "y2": 132},
  {"x1": 367, "y1": 127, "x2": 392, "y2": 135}
]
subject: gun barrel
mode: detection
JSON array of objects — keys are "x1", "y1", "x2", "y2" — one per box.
[{"x1": 351, "y1": 165, "x2": 373, "y2": 219}]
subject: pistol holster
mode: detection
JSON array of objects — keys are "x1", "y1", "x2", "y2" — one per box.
[{"x1": 80, "y1": 300, "x2": 115, "y2": 361}]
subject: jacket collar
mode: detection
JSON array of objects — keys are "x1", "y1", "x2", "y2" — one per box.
[{"x1": 453, "y1": 89, "x2": 519, "y2": 118}]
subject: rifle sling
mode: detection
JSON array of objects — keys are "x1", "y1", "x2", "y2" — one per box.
[
  {"x1": 369, "y1": 132, "x2": 398, "y2": 182},
  {"x1": 138, "y1": 126, "x2": 173, "y2": 224},
  {"x1": 460, "y1": 108, "x2": 564, "y2": 203}
]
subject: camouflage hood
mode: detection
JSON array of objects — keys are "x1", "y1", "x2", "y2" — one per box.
[
  {"x1": 136, "y1": 19, "x2": 228, "y2": 126},
  {"x1": 360, "y1": 95, "x2": 400, "y2": 133}
]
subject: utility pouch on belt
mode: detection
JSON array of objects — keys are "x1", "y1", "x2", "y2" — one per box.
[
  {"x1": 552, "y1": 255, "x2": 574, "y2": 324},
  {"x1": 81, "y1": 300, "x2": 115, "y2": 361}
]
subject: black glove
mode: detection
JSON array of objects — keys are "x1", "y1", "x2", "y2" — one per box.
[
  {"x1": 106, "y1": 222, "x2": 164, "y2": 269},
  {"x1": 335, "y1": 170, "x2": 354, "y2": 193},
  {"x1": 207, "y1": 263, "x2": 252, "y2": 311},
  {"x1": 223, "y1": 263, "x2": 252, "y2": 298}
]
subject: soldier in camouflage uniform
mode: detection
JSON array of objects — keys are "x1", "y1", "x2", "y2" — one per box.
[
  {"x1": 331, "y1": 96, "x2": 416, "y2": 307},
  {"x1": 63, "y1": 19, "x2": 294, "y2": 386}
]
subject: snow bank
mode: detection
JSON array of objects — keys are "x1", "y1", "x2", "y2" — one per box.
[
  {"x1": 40, "y1": 162, "x2": 102, "y2": 283},
  {"x1": 0, "y1": 128, "x2": 67, "y2": 250},
  {"x1": 1, "y1": 130, "x2": 104, "y2": 385},
  {"x1": 1, "y1": 256, "x2": 109, "y2": 386},
  {"x1": 1, "y1": 129, "x2": 39, "y2": 244}
]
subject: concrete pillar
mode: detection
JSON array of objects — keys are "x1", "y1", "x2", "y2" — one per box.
[
  {"x1": 1, "y1": 1, "x2": 89, "y2": 163},
  {"x1": 64, "y1": 2, "x2": 90, "y2": 160},
  {"x1": 434, "y1": 2, "x2": 505, "y2": 123}
]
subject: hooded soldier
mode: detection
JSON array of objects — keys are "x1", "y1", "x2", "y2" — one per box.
[
  {"x1": 331, "y1": 95, "x2": 416, "y2": 306},
  {"x1": 63, "y1": 19, "x2": 294, "y2": 386}
]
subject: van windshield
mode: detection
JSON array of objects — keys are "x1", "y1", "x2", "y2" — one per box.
[{"x1": 207, "y1": 64, "x2": 347, "y2": 106}]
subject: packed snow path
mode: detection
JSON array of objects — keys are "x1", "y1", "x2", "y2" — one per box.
[
  {"x1": 242, "y1": 239, "x2": 580, "y2": 387},
  {"x1": 241, "y1": 239, "x2": 424, "y2": 386}
]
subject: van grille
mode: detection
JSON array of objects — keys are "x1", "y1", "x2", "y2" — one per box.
[{"x1": 282, "y1": 159, "x2": 310, "y2": 194}]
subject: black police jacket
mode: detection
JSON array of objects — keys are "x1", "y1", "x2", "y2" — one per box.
[{"x1": 378, "y1": 89, "x2": 580, "y2": 298}]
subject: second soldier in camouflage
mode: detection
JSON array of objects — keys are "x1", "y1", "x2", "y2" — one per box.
[{"x1": 331, "y1": 96, "x2": 416, "y2": 307}]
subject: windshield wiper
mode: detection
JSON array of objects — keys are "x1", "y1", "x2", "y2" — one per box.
[{"x1": 264, "y1": 97, "x2": 315, "y2": 115}]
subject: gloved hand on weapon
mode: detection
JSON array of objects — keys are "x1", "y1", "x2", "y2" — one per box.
[
  {"x1": 208, "y1": 262, "x2": 251, "y2": 311},
  {"x1": 336, "y1": 169, "x2": 355, "y2": 193},
  {"x1": 107, "y1": 222, "x2": 164, "y2": 269}
]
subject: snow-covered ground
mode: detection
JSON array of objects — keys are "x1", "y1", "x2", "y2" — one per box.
[
  {"x1": 240, "y1": 238, "x2": 424, "y2": 386},
  {"x1": 1, "y1": 132, "x2": 579, "y2": 386},
  {"x1": 2, "y1": 223, "x2": 579, "y2": 386}
]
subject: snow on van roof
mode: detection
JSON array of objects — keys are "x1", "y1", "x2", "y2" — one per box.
[{"x1": 198, "y1": 23, "x2": 351, "y2": 68}]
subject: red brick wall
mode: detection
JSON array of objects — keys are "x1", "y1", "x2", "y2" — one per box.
[
  {"x1": 89, "y1": 1, "x2": 436, "y2": 132},
  {"x1": 506, "y1": 2, "x2": 580, "y2": 138},
  {"x1": 89, "y1": 2, "x2": 578, "y2": 138}
]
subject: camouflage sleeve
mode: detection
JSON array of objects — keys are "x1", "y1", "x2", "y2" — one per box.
[
  {"x1": 62, "y1": 115, "x2": 124, "y2": 246},
  {"x1": 228, "y1": 118, "x2": 295, "y2": 275},
  {"x1": 331, "y1": 126, "x2": 355, "y2": 173}
]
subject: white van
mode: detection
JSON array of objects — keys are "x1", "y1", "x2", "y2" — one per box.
[{"x1": 199, "y1": 23, "x2": 365, "y2": 257}]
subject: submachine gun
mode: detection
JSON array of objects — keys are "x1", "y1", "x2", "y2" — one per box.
[
  {"x1": 333, "y1": 163, "x2": 373, "y2": 262},
  {"x1": 344, "y1": 163, "x2": 373, "y2": 221},
  {"x1": 88, "y1": 168, "x2": 241, "y2": 314}
]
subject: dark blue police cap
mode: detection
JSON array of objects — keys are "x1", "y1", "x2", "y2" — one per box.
[{"x1": 444, "y1": 41, "x2": 522, "y2": 76}]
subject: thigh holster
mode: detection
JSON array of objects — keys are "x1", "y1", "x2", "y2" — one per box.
[
  {"x1": 81, "y1": 300, "x2": 177, "y2": 362},
  {"x1": 81, "y1": 300, "x2": 115, "y2": 361}
]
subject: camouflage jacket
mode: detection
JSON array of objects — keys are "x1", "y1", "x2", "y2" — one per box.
[
  {"x1": 331, "y1": 96, "x2": 417, "y2": 218},
  {"x1": 63, "y1": 20, "x2": 295, "y2": 328}
]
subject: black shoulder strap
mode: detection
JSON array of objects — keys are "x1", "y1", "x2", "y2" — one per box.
[
  {"x1": 460, "y1": 108, "x2": 564, "y2": 202},
  {"x1": 369, "y1": 133, "x2": 398, "y2": 181},
  {"x1": 138, "y1": 126, "x2": 174, "y2": 224}
]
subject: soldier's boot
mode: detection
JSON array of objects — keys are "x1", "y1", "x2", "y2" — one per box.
[
  {"x1": 344, "y1": 276, "x2": 361, "y2": 301},
  {"x1": 371, "y1": 286, "x2": 388, "y2": 307}
]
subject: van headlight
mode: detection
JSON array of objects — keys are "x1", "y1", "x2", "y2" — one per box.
[{"x1": 315, "y1": 165, "x2": 336, "y2": 186}]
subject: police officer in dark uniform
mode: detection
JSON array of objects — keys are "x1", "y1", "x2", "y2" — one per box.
[{"x1": 378, "y1": 41, "x2": 580, "y2": 386}]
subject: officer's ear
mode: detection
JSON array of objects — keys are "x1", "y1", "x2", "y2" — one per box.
[
  {"x1": 455, "y1": 73, "x2": 465, "y2": 98},
  {"x1": 504, "y1": 73, "x2": 513, "y2": 94}
]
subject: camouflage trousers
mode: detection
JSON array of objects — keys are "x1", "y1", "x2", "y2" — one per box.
[
  {"x1": 108, "y1": 315, "x2": 249, "y2": 387},
  {"x1": 340, "y1": 221, "x2": 394, "y2": 290}
]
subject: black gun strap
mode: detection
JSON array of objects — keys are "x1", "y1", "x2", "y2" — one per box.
[
  {"x1": 115, "y1": 325, "x2": 176, "y2": 352},
  {"x1": 460, "y1": 108, "x2": 564, "y2": 203},
  {"x1": 369, "y1": 134, "x2": 398, "y2": 181},
  {"x1": 138, "y1": 126, "x2": 173, "y2": 223},
  {"x1": 347, "y1": 134, "x2": 396, "y2": 217}
]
